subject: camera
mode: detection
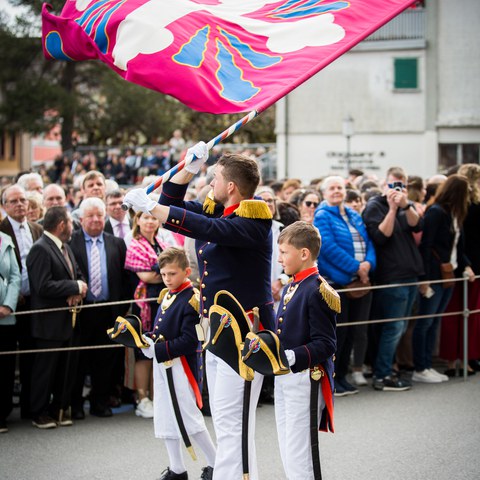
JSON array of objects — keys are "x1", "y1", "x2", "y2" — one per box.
[{"x1": 392, "y1": 181, "x2": 404, "y2": 192}]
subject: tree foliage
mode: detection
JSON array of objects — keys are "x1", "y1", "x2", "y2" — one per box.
[{"x1": 1, "y1": 0, "x2": 275, "y2": 152}]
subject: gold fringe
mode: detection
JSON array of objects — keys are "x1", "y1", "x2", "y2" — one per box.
[
  {"x1": 202, "y1": 190, "x2": 216, "y2": 215},
  {"x1": 157, "y1": 288, "x2": 168, "y2": 304},
  {"x1": 319, "y1": 276, "x2": 341, "y2": 313},
  {"x1": 189, "y1": 288, "x2": 200, "y2": 313},
  {"x1": 235, "y1": 199, "x2": 273, "y2": 219}
]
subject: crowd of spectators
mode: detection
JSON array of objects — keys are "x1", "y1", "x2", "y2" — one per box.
[{"x1": 0, "y1": 141, "x2": 479, "y2": 433}]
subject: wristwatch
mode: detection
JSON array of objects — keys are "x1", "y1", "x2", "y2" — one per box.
[{"x1": 402, "y1": 201, "x2": 414, "y2": 211}]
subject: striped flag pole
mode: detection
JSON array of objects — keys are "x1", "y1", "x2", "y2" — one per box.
[{"x1": 145, "y1": 109, "x2": 259, "y2": 194}]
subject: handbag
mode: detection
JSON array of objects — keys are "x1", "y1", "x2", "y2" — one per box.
[
  {"x1": 432, "y1": 250, "x2": 455, "y2": 289},
  {"x1": 344, "y1": 279, "x2": 372, "y2": 299},
  {"x1": 439, "y1": 262, "x2": 455, "y2": 289}
]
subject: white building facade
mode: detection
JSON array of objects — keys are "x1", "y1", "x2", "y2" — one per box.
[{"x1": 275, "y1": 0, "x2": 480, "y2": 182}]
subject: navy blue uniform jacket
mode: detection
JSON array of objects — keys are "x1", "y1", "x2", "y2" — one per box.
[
  {"x1": 149, "y1": 285, "x2": 202, "y2": 392},
  {"x1": 160, "y1": 182, "x2": 275, "y2": 330},
  {"x1": 276, "y1": 270, "x2": 337, "y2": 431}
]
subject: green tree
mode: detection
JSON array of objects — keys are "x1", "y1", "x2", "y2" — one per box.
[{"x1": 1, "y1": 0, "x2": 275, "y2": 152}]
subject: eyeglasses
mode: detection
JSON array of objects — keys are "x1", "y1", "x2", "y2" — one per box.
[
  {"x1": 263, "y1": 199, "x2": 275, "y2": 204},
  {"x1": 304, "y1": 201, "x2": 319, "y2": 208},
  {"x1": 6, "y1": 198, "x2": 28, "y2": 205}
]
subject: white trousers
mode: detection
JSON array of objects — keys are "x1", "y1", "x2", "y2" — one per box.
[
  {"x1": 274, "y1": 370, "x2": 325, "y2": 480},
  {"x1": 206, "y1": 350, "x2": 263, "y2": 480},
  {"x1": 153, "y1": 358, "x2": 207, "y2": 439}
]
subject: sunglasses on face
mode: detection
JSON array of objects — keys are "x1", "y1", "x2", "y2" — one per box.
[{"x1": 304, "y1": 201, "x2": 319, "y2": 208}]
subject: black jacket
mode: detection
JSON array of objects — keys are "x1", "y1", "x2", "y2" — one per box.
[
  {"x1": 27, "y1": 235, "x2": 85, "y2": 341},
  {"x1": 69, "y1": 229, "x2": 131, "y2": 319},
  {"x1": 419, "y1": 204, "x2": 470, "y2": 280},
  {"x1": 362, "y1": 195, "x2": 424, "y2": 284}
]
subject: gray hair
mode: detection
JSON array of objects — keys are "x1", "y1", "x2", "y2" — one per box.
[
  {"x1": 255, "y1": 186, "x2": 275, "y2": 197},
  {"x1": 78, "y1": 197, "x2": 106, "y2": 218},
  {"x1": 320, "y1": 176, "x2": 346, "y2": 192},
  {"x1": 17, "y1": 172, "x2": 44, "y2": 191},
  {"x1": 2, "y1": 184, "x2": 26, "y2": 205}
]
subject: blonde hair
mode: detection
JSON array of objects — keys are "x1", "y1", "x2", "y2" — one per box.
[{"x1": 458, "y1": 164, "x2": 480, "y2": 204}]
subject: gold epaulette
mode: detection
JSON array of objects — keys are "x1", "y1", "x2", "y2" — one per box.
[
  {"x1": 189, "y1": 288, "x2": 200, "y2": 314},
  {"x1": 318, "y1": 276, "x2": 341, "y2": 313},
  {"x1": 234, "y1": 199, "x2": 273, "y2": 220},
  {"x1": 202, "y1": 190, "x2": 216, "y2": 215},
  {"x1": 157, "y1": 288, "x2": 169, "y2": 304}
]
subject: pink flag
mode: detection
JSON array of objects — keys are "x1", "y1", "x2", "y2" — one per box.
[{"x1": 42, "y1": 1, "x2": 415, "y2": 114}]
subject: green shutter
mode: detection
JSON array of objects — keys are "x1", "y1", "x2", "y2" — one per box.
[{"x1": 394, "y1": 58, "x2": 418, "y2": 89}]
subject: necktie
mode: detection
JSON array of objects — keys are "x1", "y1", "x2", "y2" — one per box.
[
  {"x1": 62, "y1": 245, "x2": 74, "y2": 276},
  {"x1": 117, "y1": 222, "x2": 125, "y2": 239},
  {"x1": 19, "y1": 224, "x2": 33, "y2": 295},
  {"x1": 90, "y1": 238, "x2": 102, "y2": 297}
]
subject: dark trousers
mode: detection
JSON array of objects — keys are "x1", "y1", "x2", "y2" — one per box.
[
  {"x1": 30, "y1": 336, "x2": 79, "y2": 417},
  {"x1": 72, "y1": 305, "x2": 118, "y2": 410},
  {"x1": 0, "y1": 325, "x2": 17, "y2": 421},
  {"x1": 334, "y1": 288, "x2": 373, "y2": 379},
  {"x1": 16, "y1": 298, "x2": 36, "y2": 417}
]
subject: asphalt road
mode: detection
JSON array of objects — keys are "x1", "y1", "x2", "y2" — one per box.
[{"x1": 1, "y1": 373, "x2": 479, "y2": 480}]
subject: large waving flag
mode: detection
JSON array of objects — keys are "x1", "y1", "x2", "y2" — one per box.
[{"x1": 42, "y1": 1, "x2": 415, "y2": 114}]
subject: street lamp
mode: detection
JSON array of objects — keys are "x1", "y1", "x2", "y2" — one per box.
[{"x1": 342, "y1": 115, "x2": 354, "y2": 175}]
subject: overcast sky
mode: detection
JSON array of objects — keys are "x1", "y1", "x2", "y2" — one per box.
[{"x1": 1, "y1": 0, "x2": 30, "y2": 22}]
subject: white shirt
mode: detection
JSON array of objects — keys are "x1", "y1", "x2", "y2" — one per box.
[{"x1": 7, "y1": 216, "x2": 33, "y2": 296}]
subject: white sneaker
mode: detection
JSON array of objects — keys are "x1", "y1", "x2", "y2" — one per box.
[
  {"x1": 428, "y1": 368, "x2": 449, "y2": 382},
  {"x1": 351, "y1": 371, "x2": 368, "y2": 386},
  {"x1": 412, "y1": 369, "x2": 442, "y2": 383},
  {"x1": 135, "y1": 397, "x2": 154, "y2": 418}
]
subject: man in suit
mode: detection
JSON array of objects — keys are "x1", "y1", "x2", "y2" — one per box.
[
  {"x1": 104, "y1": 189, "x2": 131, "y2": 239},
  {"x1": 27, "y1": 206, "x2": 88, "y2": 429},
  {"x1": 0, "y1": 184, "x2": 43, "y2": 419},
  {"x1": 69, "y1": 197, "x2": 131, "y2": 418}
]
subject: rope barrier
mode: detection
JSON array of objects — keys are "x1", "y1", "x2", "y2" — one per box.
[{"x1": 1, "y1": 275, "x2": 478, "y2": 357}]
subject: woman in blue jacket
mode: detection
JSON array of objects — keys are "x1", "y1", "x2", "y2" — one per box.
[{"x1": 314, "y1": 176, "x2": 376, "y2": 395}]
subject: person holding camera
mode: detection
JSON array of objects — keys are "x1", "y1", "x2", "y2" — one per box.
[{"x1": 363, "y1": 167, "x2": 424, "y2": 391}]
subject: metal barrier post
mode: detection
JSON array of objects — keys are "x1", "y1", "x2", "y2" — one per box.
[{"x1": 462, "y1": 273, "x2": 469, "y2": 381}]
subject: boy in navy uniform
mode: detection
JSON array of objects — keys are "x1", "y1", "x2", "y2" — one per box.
[
  {"x1": 125, "y1": 143, "x2": 274, "y2": 480},
  {"x1": 275, "y1": 221, "x2": 339, "y2": 480},
  {"x1": 142, "y1": 247, "x2": 216, "y2": 480}
]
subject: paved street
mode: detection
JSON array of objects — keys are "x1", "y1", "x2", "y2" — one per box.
[{"x1": 1, "y1": 373, "x2": 479, "y2": 480}]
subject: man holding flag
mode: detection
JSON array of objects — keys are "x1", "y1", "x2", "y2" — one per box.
[{"x1": 124, "y1": 144, "x2": 275, "y2": 480}]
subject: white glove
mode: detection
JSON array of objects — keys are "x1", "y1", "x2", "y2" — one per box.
[
  {"x1": 184, "y1": 141, "x2": 209, "y2": 175},
  {"x1": 124, "y1": 188, "x2": 157, "y2": 214},
  {"x1": 141, "y1": 335, "x2": 155, "y2": 359},
  {"x1": 285, "y1": 349, "x2": 296, "y2": 367}
]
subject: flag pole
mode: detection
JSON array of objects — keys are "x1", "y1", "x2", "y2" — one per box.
[
  {"x1": 146, "y1": 109, "x2": 258, "y2": 194},
  {"x1": 121, "y1": 109, "x2": 260, "y2": 209}
]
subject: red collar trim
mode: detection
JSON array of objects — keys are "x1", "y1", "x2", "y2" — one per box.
[
  {"x1": 222, "y1": 203, "x2": 240, "y2": 217},
  {"x1": 293, "y1": 266, "x2": 319, "y2": 283},
  {"x1": 170, "y1": 280, "x2": 192, "y2": 294}
]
